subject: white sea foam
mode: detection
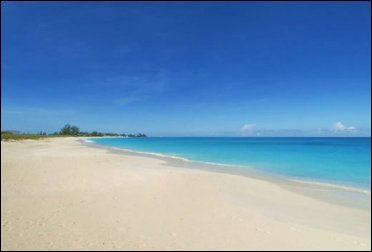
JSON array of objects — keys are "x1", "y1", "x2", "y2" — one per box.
[
  {"x1": 105, "y1": 145, "x2": 249, "y2": 168},
  {"x1": 288, "y1": 179, "x2": 371, "y2": 195},
  {"x1": 108, "y1": 146, "x2": 191, "y2": 162}
]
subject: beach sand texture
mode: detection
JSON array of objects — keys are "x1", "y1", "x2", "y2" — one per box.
[{"x1": 1, "y1": 138, "x2": 371, "y2": 250}]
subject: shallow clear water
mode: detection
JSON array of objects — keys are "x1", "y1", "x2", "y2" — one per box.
[{"x1": 91, "y1": 137, "x2": 371, "y2": 191}]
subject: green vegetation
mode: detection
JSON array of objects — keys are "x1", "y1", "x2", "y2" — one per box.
[
  {"x1": 59, "y1": 124, "x2": 80, "y2": 136},
  {"x1": 1, "y1": 124, "x2": 147, "y2": 141},
  {"x1": 56, "y1": 124, "x2": 146, "y2": 137},
  {"x1": 1, "y1": 131, "x2": 61, "y2": 141}
]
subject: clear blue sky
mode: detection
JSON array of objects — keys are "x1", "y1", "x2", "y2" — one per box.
[{"x1": 1, "y1": 2, "x2": 371, "y2": 136}]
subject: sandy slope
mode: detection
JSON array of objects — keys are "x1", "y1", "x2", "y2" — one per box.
[{"x1": 1, "y1": 138, "x2": 370, "y2": 250}]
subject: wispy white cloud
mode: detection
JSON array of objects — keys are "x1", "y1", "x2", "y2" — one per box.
[
  {"x1": 3, "y1": 107, "x2": 75, "y2": 116},
  {"x1": 114, "y1": 71, "x2": 169, "y2": 106},
  {"x1": 83, "y1": 70, "x2": 169, "y2": 106},
  {"x1": 3, "y1": 110, "x2": 24, "y2": 115},
  {"x1": 240, "y1": 123, "x2": 256, "y2": 136},
  {"x1": 114, "y1": 96, "x2": 142, "y2": 105},
  {"x1": 332, "y1": 122, "x2": 357, "y2": 133},
  {"x1": 237, "y1": 122, "x2": 366, "y2": 137}
]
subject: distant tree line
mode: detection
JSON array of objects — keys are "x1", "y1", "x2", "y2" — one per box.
[
  {"x1": 1, "y1": 131, "x2": 49, "y2": 141},
  {"x1": 1, "y1": 124, "x2": 147, "y2": 141},
  {"x1": 54, "y1": 124, "x2": 147, "y2": 137}
]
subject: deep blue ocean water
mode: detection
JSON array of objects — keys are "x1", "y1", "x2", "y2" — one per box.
[{"x1": 90, "y1": 137, "x2": 371, "y2": 191}]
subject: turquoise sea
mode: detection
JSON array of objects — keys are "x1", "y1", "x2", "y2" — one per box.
[{"x1": 90, "y1": 137, "x2": 371, "y2": 192}]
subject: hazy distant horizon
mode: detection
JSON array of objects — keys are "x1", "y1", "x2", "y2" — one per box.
[{"x1": 2, "y1": 128, "x2": 370, "y2": 138}]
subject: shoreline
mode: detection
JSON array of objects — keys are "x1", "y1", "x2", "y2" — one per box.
[
  {"x1": 2, "y1": 137, "x2": 371, "y2": 250},
  {"x1": 82, "y1": 138, "x2": 371, "y2": 210}
]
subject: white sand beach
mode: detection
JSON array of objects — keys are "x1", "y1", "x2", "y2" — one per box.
[{"x1": 1, "y1": 137, "x2": 371, "y2": 250}]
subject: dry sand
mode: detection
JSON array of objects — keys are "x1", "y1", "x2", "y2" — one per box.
[{"x1": 1, "y1": 137, "x2": 371, "y2": 250}]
